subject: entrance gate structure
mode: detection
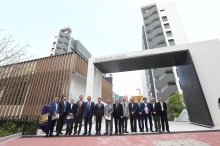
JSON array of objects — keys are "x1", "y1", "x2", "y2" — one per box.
[{"x1": 85, "y1": 39, "x2": 220, "y2": 127}]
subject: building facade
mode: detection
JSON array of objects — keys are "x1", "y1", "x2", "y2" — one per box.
[
  {"x1": 49, "y1": 27, "x2": 91, "y2": 61},
  {"x1": 140, "y1": 2, "x2": 188, "y2": 101},
  {"x1": 0, "y1": 52, "x2": 112, "y2": 117}
]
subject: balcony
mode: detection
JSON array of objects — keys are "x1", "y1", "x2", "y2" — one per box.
[
  {"x1": 144, "y1": 13, "x2": 159, "y2": 26},
  {"x1": 155, "y1": 73, "x2": 176, "y2": 89},
  {"x1": 59, "y1": 31, "x2": 70, "y2": 40},
  {"x1": 58, "y1": 37, "x2": 69, "y2": 46},
  {"x1": 148, "y1": 35, "x2": 166, "y2": 48},
  {"x1": 142, "y1": 6, "x2": 157, "y2": 19},
  {"x1": 146, "y1": 27, "x2": 163, "y2": 40},
  {"x1": 145, "y1": 20, "x2": 161, "y2": 33},
  {"x1": 156, "y1": 85, "x2": 178, "y2": 100},
  {"x1": 56, "y1": 43, "x2": 68, "y2": 52}
]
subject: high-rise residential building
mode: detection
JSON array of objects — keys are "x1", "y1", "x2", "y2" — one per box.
[
  {"x1": 140, "y1": 2, "x2": 188, "y2": 101},
  {"x1": 49, "y1": 26, "x2": 91, "y2": 61}
]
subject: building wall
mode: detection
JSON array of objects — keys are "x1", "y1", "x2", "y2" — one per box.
[
  {"x1": 0, "y1": 52, "x2": 112, "y2": 117},
  {"x1": 102, "y1": 76, "x2": 113, "y2": 103},
  {"x1": 140, "y1": 2, "x2": 187, "y2": 101}
]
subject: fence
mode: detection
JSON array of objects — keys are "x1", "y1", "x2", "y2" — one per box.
[{"x1": 0, "y1": 115, "x2": 39, "y2": 137}]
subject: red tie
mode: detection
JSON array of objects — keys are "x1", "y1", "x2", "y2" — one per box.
[{"x1": 98, "y1": 103, "x2": 100, "y2": 109}]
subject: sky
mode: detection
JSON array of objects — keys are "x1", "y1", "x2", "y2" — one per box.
[{"x1": 1, "y1": 0, "x2": 220, "y2": 96}]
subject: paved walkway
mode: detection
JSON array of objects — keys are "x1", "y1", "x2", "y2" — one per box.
[{"x1": 0, "y1": 131, "x2": 220, "y2": 146}]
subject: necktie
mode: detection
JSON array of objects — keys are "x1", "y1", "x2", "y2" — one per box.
[
  {"x1": 63, "y1": 102, "x2": 65, "y2": 112},
  {"x1": 80, "y1": 101, "x2": 82, "y2": 107},
  {"x1": 99, "y1": 103, "x2": 100, "y2": 109},
  {"x1": 161, "y1": 102, "x2": 164, "y2": 111},
  {"x1": 88, "y1": 102, "x2": 90, "y2": 111},
  {"x1": 124, "y1": 102, "x2": 125, "y2": 107}
]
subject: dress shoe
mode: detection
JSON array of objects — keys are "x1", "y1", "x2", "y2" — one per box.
[
  {"x1": 65, "y1": 133, "x2": 68, "y2": 135},
  {"x1": 59, "y1": 132, "x2": 63, "y2": 134},
  {"x1": 125, "y1": 131, "x2": 129, "y2": 133},
  {"x1": 150, "y1": 130, "x2": 154, "y2": 132},
  {"x1": 88, "y1": 132, "x2": 91, "y2": 135},
  {"x1": 45, "y1": 134, "x2": 48, "y2": 138},
  {"x1": 74, "y1": 132, "x2": 77, "y2": 135},
  {"x1": 110, "y1": 133, "x2": 113, "y2": 135},
  {"x1": 83, "y1": 133, "x2": 87, "y2": 135},
  {"x1": 119, "y1": 133, "x2": 122, "y2": 135},
  {"x1": 99, "y1": 132, "x2": 101, "y2": 135},
  {"x1": 162, "y1": 130, "x2": 164, "y2": 132},
  {"x1": 104, "y1": 132, "x2": 108, "y2": 135},
  {"x1": 49, "y1": 134, "x2": 54, "y2": 137},
  {"x1": 68, "y1": 133, "x2": 71, "y2": 136},
  {"x1": 56, "y1": 133, "x2": 59, "y2": 136},
  {"x1": 155, "y1": 130, "x2": 158, "y2": 132},
  {"x1": 167, "y1": 130, "x2": 170, "y2": 133},
  {"x1": 95, "y1": 132, "x2": 98, "y2": 135},
  {"x1": 77, "y1": 132, "x2": 80, "y2": 135},
  {"x1": 159, "y1": 130, "x2": 162, "y2": 133},
  {"x1": 114, "y1": 132, "x2": 118, "y2": 135},
  {"x1": 146, "y1": 129, "x2": 149, "y2": 132}
]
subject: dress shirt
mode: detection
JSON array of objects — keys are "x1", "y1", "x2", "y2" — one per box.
[
  {"x1": 55, "y1": 103, "x2": 58, "y2": 112},
  {"x1": 160, "y1": 102, "x2": 164, "y2": 111}
]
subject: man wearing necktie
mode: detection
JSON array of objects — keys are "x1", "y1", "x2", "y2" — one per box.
[
  {"x1": 137, "y1": 97, "x2": 144, "y2": 132},
  {"x1": 104, "y1": 99, "x2": 114, "y2": 135},
  {"x1": 158, "y1": 97, "x2": 170, "y2": 133},
  {"x1": 94, "y1": 97, "x2": 104, "y2": 135},
  {"x1": 74, "y1": 95, "x2": 84, "y2": 135},
  {"x1": 83, "y1": 96, "x2": 94, "y2": 135},
  {"x1": 151, "y1": 97, "x2": 161, "y2": 133},
  {"x1": 128, "y1": 98, "x2": 138, "y2": 133},
  {"x1": 143, "y1": 97, "x2": 153, "y2": 132},
  {"x1": 121, "y1": 98, "x2": 129, "y2": 133},
  {"x1": 65, "y1": 98, "x2": 76, "y2": 135},
  {"x1": 56, "y1": 96, "x2": 69, "y2": 136},
  {"x1": 45, "y1": 97, "x2": 60, "y2": 138},
  {"x1": 113, "y1": 99, "x2": 123, "y2": 135}
]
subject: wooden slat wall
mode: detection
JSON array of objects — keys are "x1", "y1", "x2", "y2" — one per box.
[
  {"x1": 0, "y1": 52, "x2": 113, "y2": 116},
  {"x1": 101, "y1": 77, "x2": 113, "y2": 103}
]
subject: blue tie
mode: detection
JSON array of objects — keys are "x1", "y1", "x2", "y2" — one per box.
[{"x1": 64, "y1": 102, "x2": 66, "y2": 112}]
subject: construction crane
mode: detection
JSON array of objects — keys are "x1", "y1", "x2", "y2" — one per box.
[{"x1": 135, "y1": 85, "x2": 141, "y2": 95}]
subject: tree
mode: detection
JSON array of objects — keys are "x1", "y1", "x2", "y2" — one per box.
[
  {"x1": 0, "y1": 27, "x2": 30, "y2": 74},
  {"x1": 167, "y1": 91, "x2": 186, "y2": 120}
]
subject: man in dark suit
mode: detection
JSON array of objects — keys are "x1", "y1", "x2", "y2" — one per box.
[
  {"x1": 128, "y1": 98, "x2": 138, "y2": 133},
  {"x1": 137, "y1": 97, "x2": 144, "y2": 132},
  {"x1": 83, "y1": 96, "x2": 94, "y2": 135},
  {"x1": 113, "y1": 99, "x2": 123, "y2": 135},
  {"x1": 151, "y1": 97, "x2": 161, "y2": 133},
  {"x1": 143, "y1": 97, "x2": 153, "y2": 132},
  {"x1": 45, "y1": 97, "x2": 60, "y2": 138},
  {"x1": 65, "y1": 98, "x2": 76, "y2": 135},
  {"x1": 56, "y1": 96, "x2": 69, "y2": 136},
  {"x1": 158, "y1": 97, "x2": 170, "y2": 133},
  {"x1": 94, "y1": 97, "x2": 104, "y2": 135},
  {"x1": 74, "y1": 95, "x2": 85, "y2": 135}
]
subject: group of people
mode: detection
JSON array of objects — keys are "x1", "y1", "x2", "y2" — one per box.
[{"x1": 45, "y1": 95, "x2": 170, "y2": 138}]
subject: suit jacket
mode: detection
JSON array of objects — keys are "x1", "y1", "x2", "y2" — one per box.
[
  {"x1": 151, "y1": 102, "x2": 160, "y2": 116},
  {"x1": 59, "y1": 101, "x2": 69, "y2": 116},
  {"x1": 137, "y1": 102, "x2": 144, "y2": 113},
  {"x1": 142, "y1": 102, "x2": 152, "y2": 116},
  {"x1": 121, "y1": 102, "x2": 129, "y2": 117},
  {"x1": 48, "y1": 102, "x2": 60, "y2": 117},
  {"x1": 104, "y1": 104, "x2": 114, "y2": 119},
  {"x1": 67, "y1": 103, "x2": 76, "y2": 115},
  {"x1": 83, "y1": 101, "x2": 94, "y2": 117},
  {"x1": 94, "y1": 103, "x2": 104, "y2": 117},
  {"x1": 75, "y1": 100, "x2": 85, "y2": 116},
  {"x1": 158, "y1": 102, "x2": 167, "y2": 114},
  {"x1": 113, "y1": 103, "x2": 123, "y2": 118},
  {"x1": 128, "y1": 102, "x2": 138, "y2": 116}
]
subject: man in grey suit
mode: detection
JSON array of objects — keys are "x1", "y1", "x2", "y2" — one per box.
[
  {"x1": 121, "y1": 98, "x2": 129, "y2": 133},
  {"x1": 74, "y1": 95, "x2": 84, "y2": 135},
  {"x1": 104, "y1": 99, "x2": 114, "y2": 135}
]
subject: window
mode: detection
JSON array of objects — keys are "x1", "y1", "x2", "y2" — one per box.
[
  {"x1": 51, "y1": 48, "x2": 54, "y2": 53},
  {"x1": 164, "y1": 23, "x2": 170, "y2": 29},
  {"x1": 55, "y1": 36, "x2": 57, "y2": 38},
  {"x1": 168, "y1": 39, "x2": 175, "y2": 46},
  {"x1": 166, "y1": 31, "x2": 173, "y2": 37},
  {"x1": 162, "y1": 16, "x2": 168, "y2": 22},
  {"x1": 53, "y1": 42, "x2": 56, "y2": 46},
  {"x1": 160, "y1": 9, "x2": 165, "y2": 12}
]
